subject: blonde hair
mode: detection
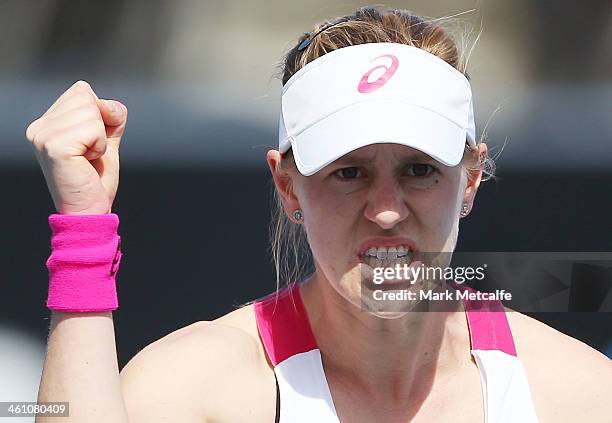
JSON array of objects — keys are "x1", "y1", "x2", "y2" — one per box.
[{"x1": 269, "y1": 5, "x2": 495, "y2": 293}]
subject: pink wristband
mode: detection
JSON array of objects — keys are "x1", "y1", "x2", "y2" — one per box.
[{"x1": 46, "y1": 213, "x2": 123, "y2": 312}]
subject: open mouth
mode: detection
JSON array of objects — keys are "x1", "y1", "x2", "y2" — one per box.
[{"x1": 357, "y1": 245, "x2": 425, "y2": 288}]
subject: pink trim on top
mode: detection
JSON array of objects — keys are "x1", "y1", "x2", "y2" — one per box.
[
  {"x1": 456, "y1": 284, "x2": 518, "y2": 356},
  {"x1": 255, "y1": 282, "x2": 517, "y2": 364},
  {"x1": 254, "y1": 283, "x2": 318, "y2": 366}
]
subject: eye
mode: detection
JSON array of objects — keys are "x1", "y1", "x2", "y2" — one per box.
[
  {"x1": 406, "y1": 164, "x2": 435, "y2": 177},
  {"x1": 334, "y1": 167, "x2": 363, "y2": 179}
]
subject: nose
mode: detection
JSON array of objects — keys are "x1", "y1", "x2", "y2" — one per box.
[{"x1": 364, "y1": 177, "x2": 410, "y2": 230}]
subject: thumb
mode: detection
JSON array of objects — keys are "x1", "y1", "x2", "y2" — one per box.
[
  {"x1": 98, "y1": 99, "x2": 128, "y2": 145},
  {"x1": 98, "y1": 99, "x2": 128, "y2": 128}
]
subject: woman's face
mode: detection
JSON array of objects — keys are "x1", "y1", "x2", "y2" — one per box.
[{"x1": 268, "y1": 143, "x2": 485, "y2": 313}]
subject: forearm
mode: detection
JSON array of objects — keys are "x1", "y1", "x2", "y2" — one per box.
[{"x1": 36, "y1": 311, "x2": 129, "y2": 423}]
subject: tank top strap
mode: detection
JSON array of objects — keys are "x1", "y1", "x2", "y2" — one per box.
[
  {"x1": 254, "y1": 282, "x2": 318, "y2": 366},
  {"x1": 456, "y1": 284, "x2": 518, "y2": 356}
]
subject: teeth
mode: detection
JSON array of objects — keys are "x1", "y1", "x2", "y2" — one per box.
[
  {"x1": 360, "y1": 245, "x2": 416, "y2": 271},
  {"x1": 363, "y1": 245, "x2": 412, "y2": 259},
  {"x1": 361, "y1": 254, "x2": 414, "y2": 270}
]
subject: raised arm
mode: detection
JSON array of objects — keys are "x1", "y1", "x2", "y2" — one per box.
[
  {"x1": 26, "y1": 81, "x2": 132, "y2": 423},
  {"x1": 26, "y1": 80, "x2": 268, "y2": 423}
]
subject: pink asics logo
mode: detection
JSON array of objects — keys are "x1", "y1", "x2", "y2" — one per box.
[{"x1": 357, "y1": 54, "x2": 399, "y2": 93}]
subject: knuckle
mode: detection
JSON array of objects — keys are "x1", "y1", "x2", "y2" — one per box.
[
  {"x1": 43, "y1": 141, "x2": 68, "y2": 161},
  {"x1": 32, "y1": 127, "x2": 51, "y2": 150},
  {"x1": 73, "y1": 80, "x2": 92, "y2": 92},
  {"x1": 81, "y1": 90, "x2": 98, "y2": 104},
  {"x1": 25, "y1": 120, "x2": 38, "y2": 142},
  {"x1": 87, "y1": 120, "x2": 107, "y2": 142},
  {"x1": 95, "y1": 141, "x2": 108, "y2": 154}
]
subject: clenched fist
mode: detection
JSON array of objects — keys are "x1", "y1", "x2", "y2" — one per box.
[{"x1": 25, "y1": 80, "x2": 128, "y2": 215}]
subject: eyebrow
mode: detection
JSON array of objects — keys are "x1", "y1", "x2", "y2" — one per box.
[{"x1": 333, "y1": 152, "x2": 436, "y2": 167}]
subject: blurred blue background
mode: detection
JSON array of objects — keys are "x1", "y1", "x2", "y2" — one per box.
[{"x1": 1, "y1": 0, "x2": 611, "y2": 410}]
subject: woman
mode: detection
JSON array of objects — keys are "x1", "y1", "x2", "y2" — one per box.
[{"x1": 27, "y1": 6, "x2": 610, "y2": 423}]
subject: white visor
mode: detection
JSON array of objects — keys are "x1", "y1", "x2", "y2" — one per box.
[{"x1": 278, "y1": 43, "x2": 476, "y2": 176}]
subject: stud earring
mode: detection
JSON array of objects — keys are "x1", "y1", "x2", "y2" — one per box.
[
  {"x1": 460, "y1": 203, "x2": 470, "y2": 217},
  {"x1": 293, "y1": 209, "x2": 304, "y2": 222}
]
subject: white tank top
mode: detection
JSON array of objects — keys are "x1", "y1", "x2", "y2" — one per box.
[{"x1": 255, "y1": 282, "x2": 540, "y2": 423}]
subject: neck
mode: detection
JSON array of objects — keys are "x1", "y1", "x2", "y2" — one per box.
[{"x1": 299, "y1": 272, "x2": 471, "y2": 403}]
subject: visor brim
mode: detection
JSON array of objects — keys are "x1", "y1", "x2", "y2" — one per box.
[{"x1": 290, "y1": 100, "x2": 467, "y2": 176}]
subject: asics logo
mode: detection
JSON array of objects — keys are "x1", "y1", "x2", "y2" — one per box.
[{"x1": 357, "y1": 54, "x2": 399, "y2": 93}]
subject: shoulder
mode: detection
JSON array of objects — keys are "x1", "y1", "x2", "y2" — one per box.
[
  {"x1": 505, "y1": 310, "x2": 612, "y2": 422},
  {"x1": 120, "y1": 304, "x2": 275, "y2": 422}
]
